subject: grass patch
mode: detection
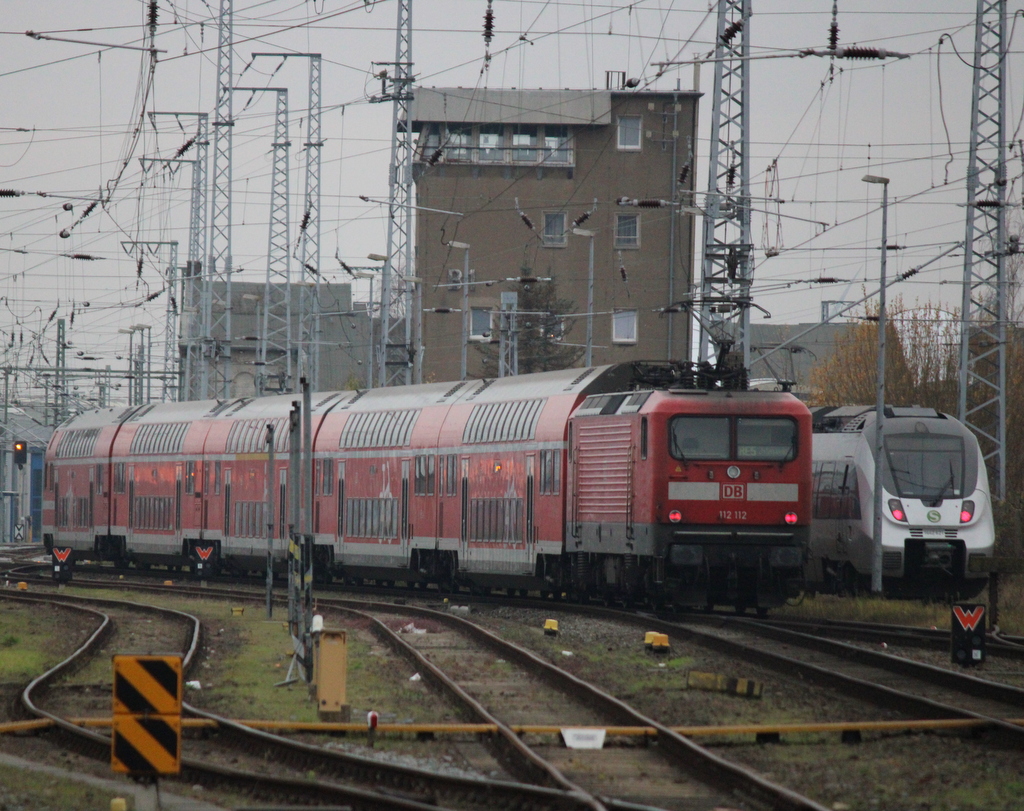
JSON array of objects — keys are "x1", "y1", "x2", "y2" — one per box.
[
  {"x1": 0, "y1": 602, "x2": 78, "y2": 682},
  {"x1": 0, "y1": 763, "x2": 128, "y2": 811}
]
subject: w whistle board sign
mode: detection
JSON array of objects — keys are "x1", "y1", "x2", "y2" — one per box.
[
  {"x1": 111, "y1": 655, "x2": 182, "y2": 775},
  {"x1": 951, "y1": 604, "x2": 986, "y2": 667}
]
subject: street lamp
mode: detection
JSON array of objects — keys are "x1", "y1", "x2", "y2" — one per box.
[
  {"x1": 863, "y1": 173, "x2": 889, "y2": 594},
  {"x1": 448, "y1": 241, "x2": 471, "y2": 380},
  {"x1": 572, "y1": 228, "x2": 596, "y2": 366}
]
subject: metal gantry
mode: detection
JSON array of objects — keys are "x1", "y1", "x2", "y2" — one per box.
[
  {"x1": 370, "y1": 0, "x2": 416, "y2": 387},
  {"x1": 698, "y1": 0, "x2": 753, "y2": 368},
  {"x1": 959, "y1": 0, "x2": 1008, "y2": 501},
  {"x1": 497, "y1": 292, "x2": 519, "y2": 378},
  {"x1": 235, "y1": 87, "x2": 293, "y2": 396},
  {"x1": 251, "y1": 54, "x2": 323, "y2": 392},
  {"x1": 207, "y1": 0, "x2": 235, "y2": 399},
  {"x1": 120, "y1": 241, "x2": 180, "y2": 402},
  {"x1": 142, "y1": 113, "x2": 209, "y2": 402}
]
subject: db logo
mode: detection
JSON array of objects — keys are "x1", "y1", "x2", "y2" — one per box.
[{"x1": 722, "y1": 483, "x2": 745, "y2": 500}]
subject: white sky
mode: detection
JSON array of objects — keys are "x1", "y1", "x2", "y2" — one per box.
[{"x1": 0, "y1": 0, "x2": 1021, "y2": 406}]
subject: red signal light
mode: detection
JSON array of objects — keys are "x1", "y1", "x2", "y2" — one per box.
[
  {"x1": 960, "y1": 500, "x2": 975, "y2": 523},
  {"x1": 668, "y1": 509, "x2": 682, "y2": 523},
  {"x1": 784, "y1": 512, "x2": 798, "y2": 525},
  {"x1": 888, "y1": 499, "x2": 907, "y2": 522}
]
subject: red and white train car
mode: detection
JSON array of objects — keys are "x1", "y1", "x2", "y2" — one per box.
[{"x1": 44, "y1": 363, "x2": 812, "y2": 610}]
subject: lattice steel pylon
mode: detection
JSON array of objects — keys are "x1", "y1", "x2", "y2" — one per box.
[
  {"x1": 497, "y1": 292, "x2": 519, "y2": 378},
  {"x1": 370, "y1": 0, "x2": 415, "y2": 387},
  {"x1": 251, "y1": 53, "x2": 323, "y2": 391},
  {"x1": 141, "y1": 113, "x2": 208, "y2": 401},
  {"x1": 698, "y1": 0, "x2": 753, "y2": 369},
  {"x1": 207, "y1": 0, "x2": 235, "y2": 399},
  {"x1": 235, "y1": 87, "x2": 293, "y2": 396},
  {"x1": 959, "y1": 0, "x2": 1008, "y2": 500}
]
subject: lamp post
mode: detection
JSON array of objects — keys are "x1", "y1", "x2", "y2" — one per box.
[
  {"x1": 863, "y1": 173, "x2": 889, "y2": 594},
  {"x1": 572, "y1": 228, "x2": 596, "y2": 367},
  {"x1": 448, "y1": 242, "x2": 471, "y2": 380}
]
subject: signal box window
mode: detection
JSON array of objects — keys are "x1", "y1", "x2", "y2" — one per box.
[
  {"x1": 614, "y1": 213, "x2": 640, "y2": 248},
  {"x1": 544, "y1": 125, "x2": 571, "y2": 163},
  {"x1": 470, "y1": 307, "x2": 494, "y2": 341},
  {"x1": 511, "y1": 125, "x2": 538, "y2": 162},
  {"x1": 543, "y1": 212, "x2": 568, "y2": 247},
  {"x1": 617, "y1": 115, "x2": 642, "y2": 150},
  {"x1": 612, "y1": 309, "x2": 638, "y2": 344},
  {"x1": 478, "y1": 124, "x2": 504, "y2": 162},
  {"x1": 737, "y1": 418, "x2": 797, "y2": 462},
  {"x1": 669, "y1": 416, "x2": 730, "y2": 461}
]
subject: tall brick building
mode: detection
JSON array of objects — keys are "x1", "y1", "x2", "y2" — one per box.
[{"x1": 411, "y1": 86, "x2": 700, "y2": 381}]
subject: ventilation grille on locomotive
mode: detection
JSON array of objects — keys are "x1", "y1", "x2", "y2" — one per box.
[
  {"x1": 341, "y1": 410, "x2": 419, "y2": 448},
  {"x1": 56, "y1": 428, "x2": 101, "y2": 458},
  {"x1": 227, "y1": 418, "x2": 289, "y2": 454},
  {"x1": 909, "y1": 528, "x2": 958, "y2": 539},
  {"x1": 130, "y1": 422, "x2": 190, "y2": 455},
  {"x1": 463, "y1": 399, "x2": 544, "y2": 444}
]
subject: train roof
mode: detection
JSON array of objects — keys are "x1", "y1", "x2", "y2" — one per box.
[{"x1": 811, "y1": 405, "x2": 949, "y2": 433}]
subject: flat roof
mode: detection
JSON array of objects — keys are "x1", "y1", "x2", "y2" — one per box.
[{"x1": 411, "y1": 87, "x2": 695, "y2": 127}]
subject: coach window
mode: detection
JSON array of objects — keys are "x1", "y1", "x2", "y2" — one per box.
[
  {"x1": 185, "y1": 461, "x2": 195, "y2": 494},
  {"x1": 884, "y1": 433, "x2": 965, "y2": 500},
  {"x1": 669, "y1": 416, "x2": 729, "y2": 461},
  {"x1": 214, "y1": 461, "x2": 222, "y2": 495},
  {"x1": 114, "y1": 462, "x2": 126, "y2": 494},
  {"x1": 323, "y1": 458, "x2": 333, "y2": 496},
  {"x1": 96, "y1": 464, "x2": 104, "y2": 495},
  {"x1": 737, "y1": 418, "x2": 797, "y2": 462},
  {"x1": 640, "y1": 417, "x2": 648, "y2": 460}
]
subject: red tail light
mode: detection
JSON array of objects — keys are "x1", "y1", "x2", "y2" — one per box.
[
  {"x1": 668, "y1": 509, "x2": 682, "y2": 523},
  {"x1": 784, "y1": 512, "x2": 798, "y2": 525},
  {"x1": 960, "y1": 500, "x2": 975, "y2": 523},
  {"x1": 888, "y1": 498, "x2": 907, "y2": 522}
]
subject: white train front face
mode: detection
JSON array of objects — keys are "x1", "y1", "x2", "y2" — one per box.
[
  {"x1": 810, "y1": 406, "x2": 993, "y2": 599},
  {"x1": 867, "y1": 412, "x2": 993, "y2": 590}
]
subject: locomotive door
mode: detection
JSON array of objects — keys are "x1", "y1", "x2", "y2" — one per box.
[
  {"x1": 460, "y1": 458, "x2": 469, "y2": 565},
  {"x1": 174, "y1": 464, "x2": 183, "y2": 542},
  {"x1": 127, "y1": 465, "x2": 135, "y2": 546},
  {"x1": 400, "y1": 459, "x2": 410, "y2": 558},
  {"x1": 525, "y1": 455, "x2": 536, "y2": 560}
]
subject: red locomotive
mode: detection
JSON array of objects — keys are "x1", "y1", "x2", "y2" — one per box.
[{"x1": 43, "y1": 362, "x2": 811, "y2": 611}]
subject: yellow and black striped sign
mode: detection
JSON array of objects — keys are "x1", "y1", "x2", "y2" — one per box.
[
  {"x1": 112, "y1": 655, "x2": 182, "y2": 716},
  {"x1": 111, "y1": 655, "x2": 182, "y2": 776},
  {"x1": 111, "y1": 714, "x2": 182, "y2": 775}
]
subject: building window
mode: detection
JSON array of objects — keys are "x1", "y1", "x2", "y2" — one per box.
[
  {"x1": 470, "y1": 307, "x2": 494, "y2": 341},
  {"x1": 617, "y1": 115, "x2": 642, "y2": 150},
  {"x1": 511, "y1": 125, "x2": 538, "y2": 162},
  {"x1": 612, "y1": 309, "x2": 638, "y2": 344},
  {"x1": 615, "y1": 213, "x2": 640, "y2": 248},
  {"x1": 543, "y1": 125, "x2": 571, "y2": 163},
  {"x1": 447, "y1": 126, "x2": 471, "y2": 161},
  {"x1": 542, "y1": 212, "x2": 567, "y2": 247},
  {"x1": 478, "y1": 124, "x2": 503, "y2": 161}
]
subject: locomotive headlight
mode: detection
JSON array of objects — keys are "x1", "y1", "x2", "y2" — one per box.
[
  {"x1": 668, "y1": 509, "x2": 683, "y2": 523},
  {"x1": 960, "y1": 500, "x2": 975, "y2": 523},
  {"x1": 784, "y1": 512, "x2": 798, "y2": 525},
  {"x1": 888, "y1": 499, "x2": 907, "y2": 522}
]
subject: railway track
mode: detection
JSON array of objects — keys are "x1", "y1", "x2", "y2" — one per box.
[
  {"x1": 2, "y1": 573, "x2": 837, "y2": 810},
  {"x1": 1, "y1": 589, "x2": 614, "y2": 810}
]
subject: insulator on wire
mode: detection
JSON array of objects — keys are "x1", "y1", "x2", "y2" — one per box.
[
  {"x1": 299, "y1": 208, "x2": 312, "y2": 232},
  {"x1": 0, "y1": 189, "x2": 24, "y2": 197},
  {"x1": 678, "y1": 165, "x2": 690, "y2": 185},
  {"x1": 828, "y1": 0, "x2": 839, "y2": 50},
  {"x1": 721, "y1": 19, "x2": 743, "y2": 45},
  {"x1": 726, "y1": 164, "x2": 737, "y2": 187},
  {"x1": 145, "y1": 290, "x2": 162, "y2": 302},
  {"x1": 62, "y1": 202, "x2": 74, "y2": 211},
  {"x1": 136, "y1": 257, "x2": 144, "y2": 278},
  {"x1": 620, "y1": 266, "x2": 628, "y2": 282},
  {"x1": 427, "y1": 147, "x2": 443, "y2": 166},
  {"x1": 483, "y1": 0, "x2": 495, "y2": 46},
  {"x1": 836, "y1": 46, "x2": 884, "y2": 59},
  {"x1": 148, "y1": 1, "x2": 158, "y2": 39},
  {"x1": 67, "y1": 253, "x2": 100, "y2": 261},
  {"x1": 174, "y1": 137, "x2": 196, "y2": 158},
  {"x1": 572, "y1": 211, "x2": 591, "y2": 228},
  {"x1": 636, "y1": 199, "x2": 667, "y2": 208},
  {"x1": 304, "y1": 262, "x2": 318, "y2": 275},
  {"x1": 815, "y1": 277, "x2": 840, "y2": 284},
  {"x1": 520, "y1": 212, "x2": 535, "y2": 230}
]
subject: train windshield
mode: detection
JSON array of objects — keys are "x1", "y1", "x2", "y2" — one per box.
[
  {"x1": 884, "y1": 433, "x2": 965, "y2": 500},
  {"x1": 737, "y1": 418, "x2": 797, "y2": 462},
  {"x1": 669, "y1": 416, "x2": 730, "y2": 460},
  {"x1": 668, "y1": 416, "x2": 796, "y2": 461}
]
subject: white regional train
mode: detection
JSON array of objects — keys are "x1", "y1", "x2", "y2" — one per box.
[{"x1": 806, "y1": 406, "x2": 994, "y2": 599}]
